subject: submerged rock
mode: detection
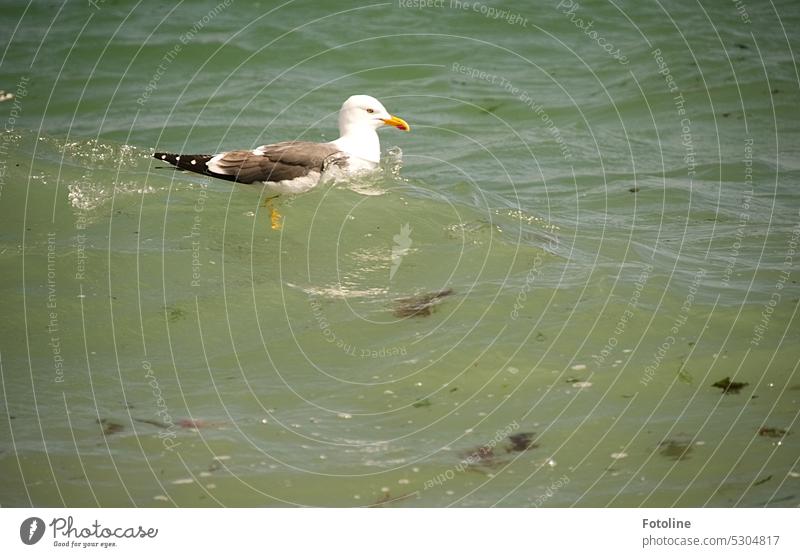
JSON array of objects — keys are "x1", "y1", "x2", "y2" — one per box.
[{"x1": 658, "y1": 439, "x2": 693, "y2": 461}]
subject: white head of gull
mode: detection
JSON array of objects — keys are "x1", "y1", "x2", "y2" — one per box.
[{"x1": 331, "y1": 94, "x2": 410, "y2": 166}]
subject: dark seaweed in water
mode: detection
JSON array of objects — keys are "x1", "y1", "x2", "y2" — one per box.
[
  {"x1": 412, "y1": 398, "x2": 431, "y2": 408},
  {"x1": 460, "y1": 433, "x2": 539, "y2": 473},
  {"x1": 758, "y1": 427, "x2": 789, "y2": 438},
  {"x1": 393, "y1": 288, "x2": 454, "y2": 318},
  {"x1": 460, "y1": 444, "x2": 502, "y2": 470},
  {"x1": 97, "y1": 418, "x2": 124, "y2": 435},
  {"x1": 506, "y1": 432, "x2": 538, "y2": 452},
  {"x1": 134, "y1": 417, "x2": 169, "y2": 429},
  {"x1": 463, "y1": 445, "x2": 495, "y2": 462},
  {"x1": 369, "y1": 491, "x2": 415, "y2": 507},
  {"x1": 163, "y1": 305, "x2": 187, "y2": 322},
  {"x1": 712, "y1": 377, "x2": 749, "y2": 394},
  {"x1": 658, "y1": 439, "x2": 693, "y2": 461}
]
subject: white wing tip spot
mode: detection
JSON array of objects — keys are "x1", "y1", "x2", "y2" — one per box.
[
  {"x1": 161, "y1": 155, "x2": 166, "y2": 160},
  {"x1": 190, "y1": 159, "x2": 196, "y2": 165}
]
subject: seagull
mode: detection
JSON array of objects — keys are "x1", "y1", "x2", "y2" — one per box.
[{"x1": 153, "y1": 94, "x2": 410, "y2": 229}]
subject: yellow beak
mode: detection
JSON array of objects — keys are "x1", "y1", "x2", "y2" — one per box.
[{"x1": 382, "y1": 115, "x2": 410, "y2": 132}]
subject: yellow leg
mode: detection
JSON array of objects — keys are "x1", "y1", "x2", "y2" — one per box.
[{"x1": 262, "y1": 196, "x2": 282, "y2": 230}]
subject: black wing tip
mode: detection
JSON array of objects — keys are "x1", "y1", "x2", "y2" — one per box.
[{"x1": 152, "y1": 152, "x2": 213, "y2": 168}]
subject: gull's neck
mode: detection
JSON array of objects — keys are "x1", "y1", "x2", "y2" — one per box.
[{"x1": 331, "y1": 123, "x2": 380, "y2": 165}]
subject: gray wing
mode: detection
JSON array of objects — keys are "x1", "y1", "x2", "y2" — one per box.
[{"x1": 206, "y1": 141, "x2": 345, "y2": 184}]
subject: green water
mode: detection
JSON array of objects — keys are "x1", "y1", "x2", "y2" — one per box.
[{"x1": 1, "y1": 0, "x2": 799, "y2": 507}]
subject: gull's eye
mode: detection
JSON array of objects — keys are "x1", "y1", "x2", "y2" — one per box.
[{"x1": 366, "y1": 108, "x2": 375, "y2": 114}]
